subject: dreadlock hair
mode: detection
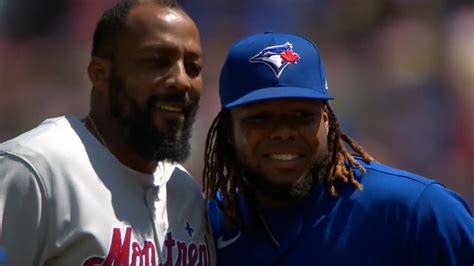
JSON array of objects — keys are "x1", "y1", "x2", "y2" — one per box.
[
  {"x1": 91, "y1": 0, "x2": 181, "y2": 59},
  {"x1": 203, "y1": 101, "x2": 374, "y2": 229}
]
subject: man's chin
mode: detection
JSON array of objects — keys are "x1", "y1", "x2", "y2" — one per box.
[
  {"x1": 151, "y1": 118, "x2": 184, "y2": 137},
  {"x1": 268, "y1": 176, "x2": 314, "y2": 201},
  {"x1": 244, "y1": 169, "x2": 316, "y2": 203},
  {"x1": 136, "y1": 138, "x2": 190, "y2": 163},
  {"x1": 122, "y1": 107, "x2": 196, "y2": 163},
  {"x1": 150, "y1": 144, "x2": 190, "y2": 163}
]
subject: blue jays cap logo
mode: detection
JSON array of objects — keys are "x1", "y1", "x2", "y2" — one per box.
[{"x1": 249, "y1": 42, "x2": 300, "y2": 78}]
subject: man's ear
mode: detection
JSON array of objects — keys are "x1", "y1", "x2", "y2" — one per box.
[
  {"x1": 88, "y1": 57, "x2": 111, "y2": 91},
  {"x1": 323, "y1": 104, "x2": 329, "y2": 132}
]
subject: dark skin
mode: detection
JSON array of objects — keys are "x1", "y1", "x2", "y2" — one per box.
[
  {"x1": 230, "y1": 99, "x2": 329, "y2": 207},
  {"x1": 86, "y1": 3, "x2": 203, "y2": 174}
]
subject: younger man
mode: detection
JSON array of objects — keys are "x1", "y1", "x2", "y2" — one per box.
[{"x1": 204, "y1": 32, "x2": 474, "y2": 266}]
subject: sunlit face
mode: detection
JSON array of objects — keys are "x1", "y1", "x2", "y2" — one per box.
[
  {"x1": 230, "y1": 99, "x2": 329, "y2": 200},
  {"x1": 107, "y1": 4, "x2": 203, "y2": 162}
]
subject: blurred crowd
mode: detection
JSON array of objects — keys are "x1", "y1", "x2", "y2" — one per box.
[{"x1": 1, "y1": 0, "x2": 473, "y2": 207}]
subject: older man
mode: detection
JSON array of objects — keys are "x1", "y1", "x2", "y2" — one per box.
[{"x1": 0, "y1": 1, "x2": 215, "y2": 265}]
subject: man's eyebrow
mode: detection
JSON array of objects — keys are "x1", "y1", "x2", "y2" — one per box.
[
  {"x1": 138, "y1": 44, "x2": 177, "y2": 54},
  {"x1": 138, "y1": 44, "x2": 202, "y2": 58}
]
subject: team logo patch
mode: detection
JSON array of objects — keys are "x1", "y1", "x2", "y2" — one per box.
[
  {"x1": 82, "y1": 227, "x2": 212, "y2": 266},
  {"x1": 249, "y1": 42, "x2": 300, "y2": 78}
]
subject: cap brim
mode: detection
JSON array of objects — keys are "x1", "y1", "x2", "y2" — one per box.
[{"x1": 224, "y1": 86, "x2": 334, "y2": 109}]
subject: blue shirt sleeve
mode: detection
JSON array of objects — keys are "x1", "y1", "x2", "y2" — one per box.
[
  {"x1": 407, "y1": 183, "x2": 474, "y2": 265},
  {"x1": 207, "y1": 199, "x2": 225, "y2": 242}
]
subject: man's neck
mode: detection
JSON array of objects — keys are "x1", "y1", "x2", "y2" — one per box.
[
  {"x1": 84, "y1": 114, "x2": 159, "y2": 174},
  {"x1": 110, "y1": 145, "x2": 159, "y2": 174},
  {"x1": 254, "y1": 192, "x2": 307, "y2": 208}
]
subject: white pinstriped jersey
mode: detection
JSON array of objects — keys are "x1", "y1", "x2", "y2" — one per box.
[{"x1": 0, "y1": 116, "x2": 215, "y2": 266}]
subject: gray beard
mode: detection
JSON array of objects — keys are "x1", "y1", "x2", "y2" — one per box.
[{"x1": 242, "y1": 151, "x2": 330, "y2": 203}]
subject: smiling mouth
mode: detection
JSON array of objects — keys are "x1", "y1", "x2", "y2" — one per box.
[
  {"x1": 268, "y1": 153, "x2": 301, "y2": 161},
  {"x1": 156, "y1": 104, "x2": 185, "y2": 113}
]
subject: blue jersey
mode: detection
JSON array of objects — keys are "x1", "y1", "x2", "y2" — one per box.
[{"x1": 208, "y1": 158, "x2": 474, "y2": 266}]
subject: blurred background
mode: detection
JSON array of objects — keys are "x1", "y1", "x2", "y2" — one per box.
[{"x1": 0, "y1": 0, "x2": 473, "y2": 207}]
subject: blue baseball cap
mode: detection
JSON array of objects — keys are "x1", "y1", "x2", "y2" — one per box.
[{"x1": 219, "y1": 32, "x2": 334, "y2": 109}]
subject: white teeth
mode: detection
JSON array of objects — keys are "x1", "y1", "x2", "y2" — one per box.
[
  {"x1": 269, "y1": 154, "x2": 299, "y2": 161},
  {"x1": 157, "y1": 104, "x2": 183, "y2": 112}
]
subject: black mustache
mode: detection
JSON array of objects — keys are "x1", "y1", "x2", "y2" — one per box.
[{"x1": 147, "y1": 93, "x2": 195, "y2": 112}]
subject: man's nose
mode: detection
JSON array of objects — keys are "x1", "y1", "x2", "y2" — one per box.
[
  {"x1": 164, "y1": 60, "x2": 190, "y2": 92},
  {"x1": 269, "y1": 122, "x2": 298, "y2": 140}
]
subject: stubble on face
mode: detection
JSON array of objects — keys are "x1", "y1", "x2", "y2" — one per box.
[{"x1": 241, "y1": 148, "x2": 330, "y2": 203}]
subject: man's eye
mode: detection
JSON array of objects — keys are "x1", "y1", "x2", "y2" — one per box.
[
  {"x1": 187, "y1": 62, "x2": 202, "y2": 77},
  {"x1": 243, "y1": 116, "x2": 264, "y2": 124},
  {"x1": 143, "y1": 58, "x2": 170, "y2": 68},
  {"x1": 295, "y1": 112, "x2": 317, "y2": 121}
]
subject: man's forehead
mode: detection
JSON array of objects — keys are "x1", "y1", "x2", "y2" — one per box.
[
  {"x1": 118, "y1": 3, "x2": 200, "y2": 54},
  {"x1": 161, "y1": 10, "x2": 182, "y2": 23},
  {"x1": 125, "y1": 3, "x2": 187, "y2": 31}
]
